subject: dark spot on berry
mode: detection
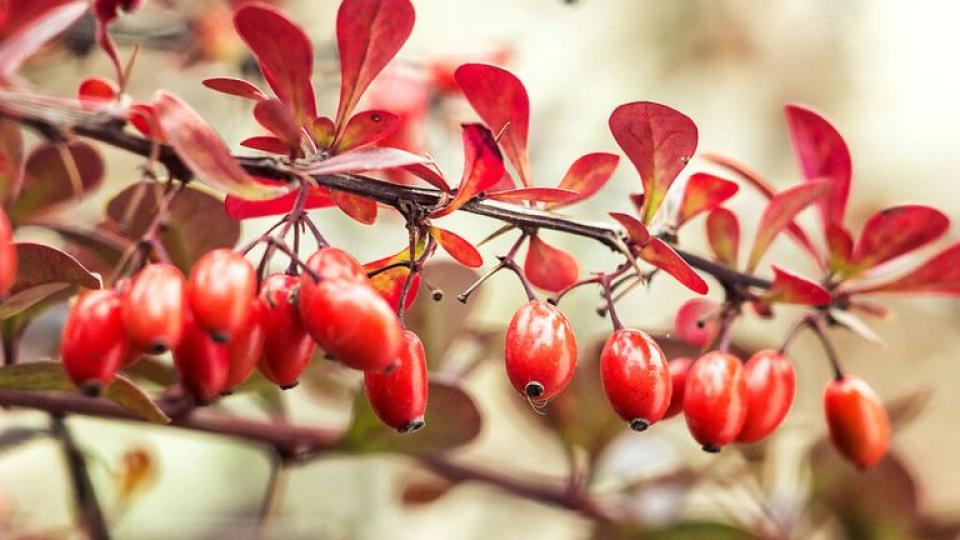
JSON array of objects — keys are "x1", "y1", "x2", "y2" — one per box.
[
  {"x1": 280, "y1": 381, "x2": 300, "y2": 390},
  {"x1": 399, "y1": 418, "x2": 425, "y2": 433},
  {"x1": 629, "y1": 418, "x2": 650, "y2": 432},
  {"x1": 211, "y1": 331, "x2": 229, "y2": 344},
  {"x1": 81, "y1": 381, "x2": 102, "y2": 398},
  {"x1": 524, "y1": 381, "x2": 545, "y2": 398},
  {"x1": 702, "y1": 443, "x2": 722, "y2": 453},
  {"x1": 148, "y1": 340, "x2": 169, "y2": 355}
]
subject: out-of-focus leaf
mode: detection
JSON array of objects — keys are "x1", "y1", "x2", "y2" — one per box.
[
  {"x1": 336, "y1": 377, "x2": 481, "y2": 454},
  {"x1": 885, "y1": 389, "x2": 933, "y2": 429},
  {"x1": 114, "y1": 446, "x2": 157, "y2": 507},
  {"x1": 676, "y1": 173, "x2": 738, "y2": 226},
  {"x1": 844, "y1": 242, "x2": 960, "y2": 296},
  {"x1": 487, "y1": 187, "x2": 577, "y2": 204},
  {"x1": 0, "y1": 362, "x2": 169, "y2": 423},
  {"x1": 10, "y1": 142, "x2": 104, "y2": 223},
  {"x1": 253, "y1": 99, "x2": 301, "y2": 151},
  {"x1": 829, "y1": 309, "x2": 883, "y2": 347},
  {"x1": 405, "y1": 261, "x2": 479, "y2": 365},
  {"x1": 329, "y1": 190, "x2": 378, "y2": 225},
  {"x1": 334, "y1": 110, "x2": 401, "y2": 153},
  {"x1": 524, "y1": 234, "x2": 579, "y2": 292},
  {"x1": 455, "y1": 63, "x2": 531, "y2": 184},
  {"x1": 638, "y1": 238, "x2": 708, "y2": 294},
  {"x1": 234, "y1": 4, "x2": 316, "y2": 125},
  {"x1": 121, "y1": 356, "x2": 177, "y2": 387},
  {"x1": 609, "y1": 212, "x2": 650, "y2": 247},
  {"x1": 825, "y1": 222, "x2": 855, "y2": 276},
  {"x1": 153, "y1": 91, "x2": 280, "y2": 200},
  {"x1": 0, "y1": 118, "x2": 23, "y2": 206},
  {"x1": 763, "y1": 265, "x2": 831, "y2": 305},
  {"x1": 785, "y1": 104, "x2": 853, "y2": 227},
  {"x1": 609, "y1": 102, "x2": 698, "y2": 224},
  {"x1": 334, "y1": 0, "x2": 415, "y2": 131},
  {"x1": 430, "y1": 227, "x2": 482, "y2": 268},
  {"x1": 37, "y1": 220, "x2": 130, "y2": 277},
  {"x1": 299, "y1": 146, "x2": 433, "y2": 177},
  {"x1": 201, "y1": 77, "x2": 267, "y2": 101},
  {"x1": 609, "y1": 522, "x2": 758, "y2": 540},
  {"x1": 853, "y1": 205, "x2": 949, "y2": 269},
  {"x1": 240, "y1": 136, "x2": 289, "y2": 155},
  {"x1": 0, "y1": 427, "x2": 45, "y2": 455},
  {"x1": 706, "y1": 207, "x2": 739, "y2": 267},
  {"x1": 127, "y1": 103, "x2": 162, "y2": 142},
  {"x1": 225, "y1": 185, "x2": 335, "y2": 220},
  {"x1": 430, "y1": 124, "x2": 504, "y2": 217},
  {"x1": 0, "y1": 243, "x2": 100, "y2": 319},
  {"x1": 549, "y1": 152, "x2": 619, "y2": 208},
  {"x1": 400, "y1": 469, "x2": 458, "y2": 506},
  {"x1": 746, "y1": 179, "x2": 831, "y2": 273},
  {"x1": 77, "y1": 76, "x2": 118, "y2": 109},
  {"x1": 0, "y1": 1, "x2": 87, "y2": 78}
]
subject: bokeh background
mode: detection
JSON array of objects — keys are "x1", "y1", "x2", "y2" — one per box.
[{"x1": 3, "y1": 0, "x2": 960, "y2": 538}]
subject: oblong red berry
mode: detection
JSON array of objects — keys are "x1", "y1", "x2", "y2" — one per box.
[
  {"x1": 674, "y1": 298, "x2": 718, "y2": 347},
  {"x1": 61, "y1": 289, "x2": 128, "y2": 394},
  {"x1": 504, "y1": 300, "x2": 577, "y2": 401},
  {"x1": 298, "y1": 279, "x2": 403, "y2": 371},
  {"x1": 187, "y1": 249, "x2": 256, "y2": 341},
  {"x1": 174, "y1": 312, "x2": 229, "y2": 403},
  {"x1": 258, "y1": 274, "x2": 316, "y2": 389},
  {"x1": 0, "y1": 208, "x2": 16, "y2": 296},
  {"x1": 364, "y1": 330, "x2": 429, "y2": 433},
  {"x1": 683, "y1": 351, "x2": 747, "y2": 452},
  {"x1": 664, "y1": 357, "x2": 693, "y2": 419},
  {"x1": 824, "y1": 376, "x2": 890, "y2": 468},
  {"x1": 600, "y1": 328, "x2": 671, "y2": 431},
  {"x1": 223, "y1": 297, "x2": 266, "y2": 393},
  {"x1": 299, "y1": 247, "x2": 367, "y2": 308},
  {"x1": 736, "y1": 349, "x2": 796, "y2": 443},
  {"x1": 122, "y1": 263, "x2": 186, "y2": 353}
]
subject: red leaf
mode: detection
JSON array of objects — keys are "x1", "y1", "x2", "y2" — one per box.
[
  {"x1": 403, "y1": 163, "x2": 450, "y2": 193},
  {"x1": 312, "y1": 117, "x2": 336, "y2": 148},
  {"x1": 487, "y1": 187, "x2": 578, "y2": 204},
  {"x1": 706, "y1": 207, "x2": 739, "y2": 268},
  {"x1": 549, "y1": 152, "x2": 619, "y2": 208},
  {"x1": 153, "y1": 91, "x2": 279, "y2": 200},
  {"x1": 609, "y1": 102, "x2": 698, "y2": 224},
  {"x1": 0, "y1": 1, "x2": 87, "y2": 78},
  {"x1": 825, "y1": 222, "x2": 854, "y2": 274},
  {"x1": 240, "y1": 136, "x2": 289, "y2": 155},
  {"x1": 784, "y1": 104, "x2": 853, "y2": 226},
  {"x1": 253, "y1": 99, "x2": 301, "y2": 151},
  {"x1": 676, "y1": 173, "x2": 739, "y2": 225},
  {"x1": 77, "y1": 76, "x2": 118, "y2": 108},
  {"x1": 845, "y1": 243, "x2": 960, "y2": 296},
  {"x1": 853, "y1": 205, "x2": 949, "y2": 268},
  {"x1": 329, "y1": 190, "x2": 378, "y2": 225},
  {"x1": 334, "y1": 0, "x2": 415, "y2": 132},
  {"x1": 608, "y1": 212, "x2": 650, "y2": 247},
  {"x1": 638, "y1": 238, "x2": 708, "y2": 294},
  {"x1": 430, "y1": 227, "x2": 482, "y2": 268},
  {"x1": 224, "y1": 187, "x2": 334, "y2": 220},
  {"x1": 333, "y1": 110, "x2": 401, "y2": 154},
  {"x1": 764, "y1": 265, "x2": 831, "y2": 305},
  {"x1": 299, "y1": 146, "x2": 432, "y2": 177},
  {"x1": 201, "y1": 77, "x2": 267, "y2": 101},
  {"x1": 746, "y1": 179, "x2": 831, "y2": 273},
  {"x1": 455, "y1": 64, "x2": 531, "y2": 185},
  {"x1": 128, "y1": 103, "x2": 161, "y2": 142},
  {"x1": 524, "y1": 234, "x2": 579, "y2": 292},
  {"x1": 362, "y1": 242, "x2": 426, "y2": 312},
  {"x1": 234, "y1": 4, "x2": 317, "y2": 125},
  {"x1": 430, "y1": 124, "x2": 504, "y2": 218}
]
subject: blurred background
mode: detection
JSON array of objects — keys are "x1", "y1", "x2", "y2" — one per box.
[{"x1": 3, "y1": 0, "x2": 960, "y2": 538}]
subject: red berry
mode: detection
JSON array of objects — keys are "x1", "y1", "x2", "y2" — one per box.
[
  {"x1": 600, "y1": 328, "x2": 671, "y2": 431},
  {"x1": 298, "y1": 278, "x2": 403, "y2": 371},
  {"x1": 299, "y1": 247, "x2": 367, "y2": 307},
  {"x1": 683, "y1": 351, "x2": 747, "y2": 452},
  {"x1": 824, "y1": 376, "x2": 890, "y2": 468},
  {"x1": 187, "y1": 249, "x2": 256, "y2": 342},
  {"x1": 736, "y1": 350, "x2": 796, "y2": 443},
  {"x1": 223, "y1": 298, "x2": 266, "y2": 393},
  {"x1": 674, "y1": 298, "x2": 719, "y2": 347},
  {"x1": 61, "y1": 289, "x2": 128, "y2": 394},
  {"x1": 0, "y1": 208, "x2": 16, "y2": 296},
  {"x1": 363, "y1": 330, "x2": 429, "y2": 433},
  {"x1": 663, "y1": 357, "x2": 693, "y2": 419},
  {"x1": 504, "y1": 300, "x2": 577, "y2": 401},
  {"x1": 122, "y1": 263, "x2": 186, "y2": 353},
  {"x1": 174, "y1": 312, "x2": 229, "y2": 403},
  {"x1": 258, "y1": 274, "x2": 316, "y2": 389}
]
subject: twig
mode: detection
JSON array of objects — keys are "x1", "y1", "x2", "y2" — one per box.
[{"x1": 51, "y1": 415, "x2": 111, "y2": 540}]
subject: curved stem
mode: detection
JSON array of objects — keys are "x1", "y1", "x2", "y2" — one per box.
[{"x1": 808, "y1": 316, "x2": 845, "y2": 381}]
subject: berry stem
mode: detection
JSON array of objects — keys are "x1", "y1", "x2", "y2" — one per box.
[
  {"x1": 808, "y1": 315, "x2": 845, "y2": 381},
  {"x1": 458, "y1": 233, "x2": 532, "y2": 304},
  {"x1": 599, "y1": 274, "x2": 624, "y2": 331}
]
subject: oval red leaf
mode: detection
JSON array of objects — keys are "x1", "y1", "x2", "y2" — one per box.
[
  {"x1": 706, "y1": 207, "x2": 740, "y2": 268},
  {"x1": 487, "y1": 187, "x2": 578, "y2": 204},
  {"x1": 845, "y1": 243, "x2": 960, "y2": 296},
  {"x1": 746, "y1": 179, "x2": 831, "y2": 273},
  {"x1": 784, "y1": 104, "x2": 853, "y2": 227},
  {"x1": 253, "y1": 99, "x2": 301, "y2": 151},
  {"x1": 549, "y1": 152, "x2": 619, "y2": 209},
  {"x1": 299, "y1": 146, "x2": 433, "y2": 177},
  {"x1": 524, "y1": 234, "x2": 579, "y2": 292},
  {"x1": 853, "y1": 205, "x2": 949, "y2": 268},
  {"x1": 676, "y1": 173, "x2": 739, "y2": 225},
  {"x1": 825, "y1": 222, "x2": 855, "y2": 275},
  {"x1": 334, "y1": 110, "x2": 401, "y2": 154},
  {"x1": 430, "y1": 124, "x2": 504, "y2": 218},
  {"x1": 224, "y1": 187, "x2": 335, "y2": 220},
  {"x1": 638, "y1": 238, "x2": 708, "y2": 294},
  {"x1": 0, "y1": 1, "x2": 87, "y2": 78},
  {"x1": 240, "y1": 136, "x2": 290, "y2": 155},
  {"x1": 764, "y1": 265, "x2": 831, "y2": 305},
  {"x1": 201, "y1": 77, "x2": 267, "y2": 101},
  {"x1": 430, "y1": 227, "x2": 482, "y2": 268},
  {"x1": 609, "y1": 212, "x2": 650, "y2": 247},
  {"x1": 329, "y1": 190, "x2": 378, "y2": 225}
]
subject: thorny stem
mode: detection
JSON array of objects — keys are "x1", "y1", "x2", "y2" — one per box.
[{"x1": 458, "y1": 233, "x2": 533, "y2": 304}]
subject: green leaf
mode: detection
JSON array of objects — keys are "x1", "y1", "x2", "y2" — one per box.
[{"x1": 0, "y1": 243, "x2": 101, "y2": 320}]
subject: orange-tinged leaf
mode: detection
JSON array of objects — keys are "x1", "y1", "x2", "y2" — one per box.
[
  {"x1": 746, "y1": 179, "x2": 831, "y2": 273},
  {"x1": 524, "y1": 234, "x2": 579, "y2": 292},
  {"x1": 362, "y1": 240, "x2": 426, "y2": 312},
  {"x1": 706, "y1": 207, "x2": 739, "y2": 268},
  {"x1": 329, "y1": 190, "x2": 377, "y2": 225},
  {"x1": 455, "y1": 63, "x2": 531, "y2": 185},
  {"x1": 487, "y1": 187, "x2": 578, "y2": 204},
  {"x1": 224, "y1": 186, "x2": 335, "y2": 220},
  {"x1": 201, "y1": 77, "x2": 267, "y2": 101},
  {"x1": 825, "y1": 222, "x2": 854, "y2": 275},
  {"x1": 764, "y1": 265, "x2": 831, "y2": 305},
  {"x1": 312, "y1": 116, "x2": 336, "y2": 148},
  {"x1": 234, "y1": 4, "x2": 316, "y2": 125},
  {"x1": 785, "y1": 104, "x2": 853, "y2": 226},
  {"x1": 253, "y1": 99, "x2": 301, "y2": 151},
  {"x1": 608, "y1": 212, "x2": 650, "y2": 246},
  {"x1": 333, "y1": 110, "x2": 401, "y2": 153},
  {"x1": 240, "y1": 136, "x2": 289, "y2": 155},
  {"x1": 153, "y1": 91, "x2": 279, "y2": 200},
  {"x1": 676, "y1": 173, "x2": 738, "y2": 225},
  {"x1": 430, "y1": 124, "x2": 504, "y2": 218},
  {"x1": 299, "y1": 146, "x2": 433, "y2": 177},
  {"x1": 430, "y1": 227, "x2": 482, "y2": 268},
  {"x1": 638, "y1": 238, "x2": 708, "y2": 294},
  {"x1": 609, "y1": 102, "x2": 698, "y2": 224},
  {"x1": 853, "y1": 205, "x2": 949, "y2": 268},
  {"x1": 845, "y1": 243, "x2": 960, "y2": 296},
  {"x1": 335, "y1": 0, "x2": 415, "y2": 131},
  {"x1": 550, "y1": 152, "x2": 619, "y2": 208}
]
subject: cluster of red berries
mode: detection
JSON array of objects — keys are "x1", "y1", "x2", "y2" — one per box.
[{"x1": 60, "y1": 247, "x2": 428, "y2": 433}]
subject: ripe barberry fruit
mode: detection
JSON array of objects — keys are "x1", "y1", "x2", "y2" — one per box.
[
  {"x1": 61, "y1": 289, "x2": 128, "y2": 395},
  {"x1": 683, "y1": 351, "x2": 747, "y2": 452},
  {"x1": 223, "y1": 298, "x2": 266, "y2": 393},
  {"x1": 664, "y1": 357, "x2": 693, "y2": 419},
  {"x1": 122, "y1": 263, "x2": 186, "y2": 353},
  {"x1": 299, "y1": 247, "x2": 367, "y2": 307},
  {"x1": 504, "y1": 300, "x2": 577, "y2": 401},
  {"x1": 674, "y1": 298, "x2": 718, "y2": 347},
  {"x1": 174, "y1": 312, "x2": 229, "y2": 403},
  {"x1": 600, "y1": 328, "x2": 671, "y2": 431},
  {"x1": 736, "y1": 350, "x2": 796, "y2": 443},
  {"x1": 187, "y1": 249, "x2": 256, "y2": 342},
  {"x1": 258, "y1": 274, "x2": 316, "y2": 389},
  {"x1": 824, "y1": 376, "x2": 890, "y2": 468},
  {"x1": 363, "y1": 330, "x2": 428, "y2": 433},
  {"x1": 0, "y1": 208, "x2": 15, "y2": 296}
]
